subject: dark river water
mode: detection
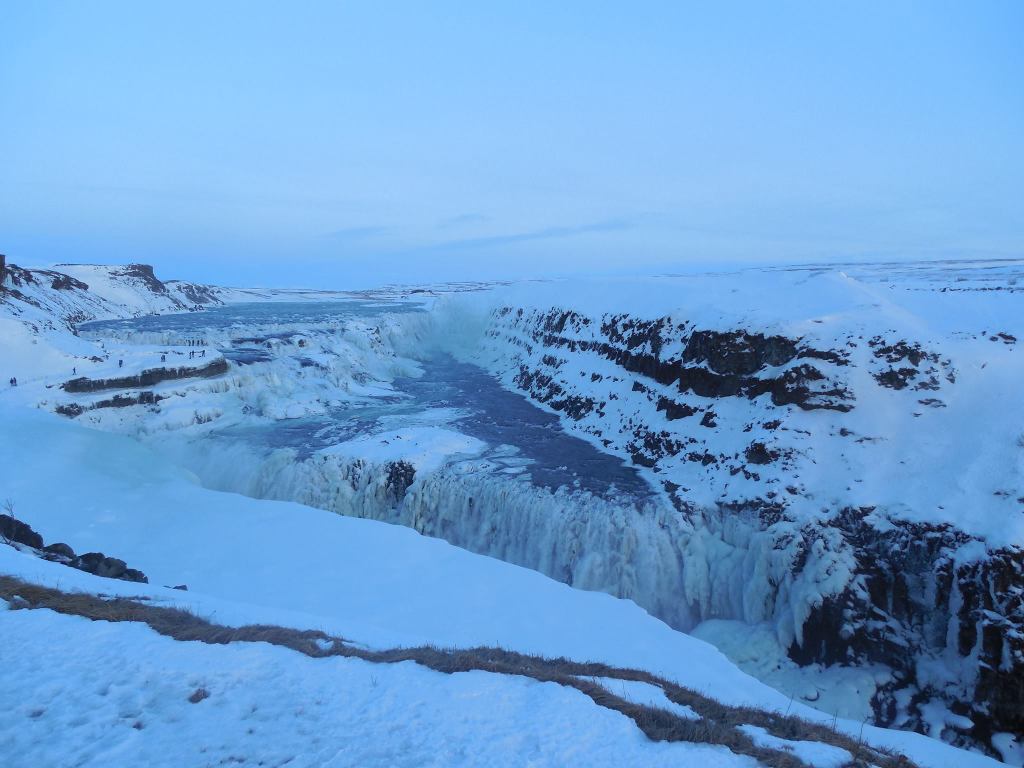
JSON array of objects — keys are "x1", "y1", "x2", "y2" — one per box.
[{"x1": 81, "y1": 301, "x2": 653, "y2": 501}]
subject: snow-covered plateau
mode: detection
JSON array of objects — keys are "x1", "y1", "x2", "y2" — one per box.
[{"x1": 0, "y1": 256, "x2": 1021, "y2": 767}]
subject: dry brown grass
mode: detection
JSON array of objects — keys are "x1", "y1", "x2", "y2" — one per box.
[{"x1": 0, "y1": 574, "x2": 916, "y2": 768}]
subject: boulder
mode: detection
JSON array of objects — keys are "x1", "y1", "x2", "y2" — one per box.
[
  {"x1": 74, "y1": 552, "x2": 105, "y2": 574},
  {"x1": 122, "y1": 568, "x2": 148, "y2": 584},
  {"x1": 95, "y1": 557, "x2": 128, "y2": 579},
  {"x1": 42, "y1": 542, "x2": 76, "y2": 560},
  {"x1": 0, "y1": 514, "x2": 43, "y2": 549}
]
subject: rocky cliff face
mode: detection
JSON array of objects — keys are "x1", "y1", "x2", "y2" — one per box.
[
  {"x1": 62, "y1": 359, "x2": 229, "y2": 393},
  {"x1": 453, "y1": 270, "x2": 1024, "y2": 756}
]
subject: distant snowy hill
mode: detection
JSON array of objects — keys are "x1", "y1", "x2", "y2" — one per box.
[
  {"x1": 53, "y1": 262, "x2": 226, "y2": 315},
  {"x1": 1, "y1": 260, "x2": 224, "y2": 328},
  {"x1": 0, "y1": 259, "x2": 223, "y2": 382}
]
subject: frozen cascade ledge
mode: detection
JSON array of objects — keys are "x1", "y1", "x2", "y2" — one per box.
[{"x1": 158, "y1": 435, "x2": 852, "y2": 654}]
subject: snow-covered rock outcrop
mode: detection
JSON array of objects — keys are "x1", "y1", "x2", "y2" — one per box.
[
  {"x1": 398, "y1": 266, "x2": 1024, "y2": 753},
  {"x1": 1, "y1": 260, "x2": 224, "y2": 329}
]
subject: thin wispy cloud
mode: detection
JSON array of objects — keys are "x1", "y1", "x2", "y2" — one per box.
[
  {"x1": 323, "y1": 226, "x2": 394, "y2": 242},
  {"x1": 437, "y1": 213, "x2": 490, "y2": 230},
  {"x1": 416, "y1": 218, "x2": 636, "y2": 254}
]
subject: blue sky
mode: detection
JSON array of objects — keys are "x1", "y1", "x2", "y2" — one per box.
[{"x1": 1, "y1": 1, "x2": 1021, "y2": 288}]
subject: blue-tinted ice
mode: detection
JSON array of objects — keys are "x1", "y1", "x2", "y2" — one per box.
[{"x1": 81, "y1": 301, "x2": 653, "y2": 501}]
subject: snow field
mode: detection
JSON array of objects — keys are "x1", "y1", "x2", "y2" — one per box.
[
  {"x1": 3, "y1": 598, "x2": 754, "y2": 768},
  {"x1": 0, "y1": 406, "x2": 1001, "y2": 767}
]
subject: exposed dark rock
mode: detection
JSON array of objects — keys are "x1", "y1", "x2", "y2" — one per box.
[
  {"x1": 50, "y1": 273, "x2": 89, "y2": 291},
  {"x1": 3, "y1": 264, "x2": 39, "y2": 289},
  {"x1": 784, "y1": 508, "x2": 1024, "y2": 754},
  {"x1": 1, "y1": 515, "x2": 148, "y2": 584},
  {"x1": 875, "y1": 367, "x2": 918, "y2": 390},
  {"x1": 385, "y1": 460, "x2": 416, "y2": 500},
  {"x1": 869, "y1": 337, "x2": 937, "y2": 367},
  {"x1": 63, "y1": 358, "x2": 228, "y2": 393},
  {"x1": 682, "y1": 330, "x2": 798, "y2": 376},
  {"x1": 513, "y1": 365, "x2": 596, "y2": 420},
  {"x1": 488, "y1": 302, "x2": 1016, "y2": 754},
  {"x1": 0, "y1": 514, "x2": 44, "y2": 549},
  {"x1": 744, "y1": 442, "x2": 776, "y2": 465},
  {"x1": 57, "y1": 391, "x2": 163, "y2": 418},
  {"x1": 121, "y1": 568, "x2": 148, "y2": 583},
  {"x1": 540, "y1": 354, "x2": 562, "y2": 368},
  {"x1": 656, "y1": 397, "x2": 698, "y2": 421},
  {"x1": 75, "y1": 552, "x2": 107, "y2": 574},
  {"x1": 93, "y1": 391, "x2": 162, "y2": 409},
  {"x1": 869, "y1": 337, "x2": 953, "y2": 392},
  {"x1": 548, "y1": 394, "x2": 597, "y2": 420},
  {"x1": 797, "y1": 347, "x2": 850, "y2": 366},
  {"x1": 686, "y1": 450, "x2": 718, "y2": 466},
  {"x1": 42, "y1": 542, "x2": 75, "y2": 559},
  {"x1": 528, "y1": 310, "x2": 854, "y2": 412},
  {"x1": 115, "y1": 264, "x2": 167, "y2": 294},
  {"x1": 167, "y1": 280, "x2": 220, "y2": 305},
  {"x1": 76, "y1": 553, "x2": 145, "y2": 582},
  {"x1": 188, "y1": 687, "x2": 210, "y2": 704},
  {"x1": 625, "y1": 426, "x2": 686, "y2": 466}
]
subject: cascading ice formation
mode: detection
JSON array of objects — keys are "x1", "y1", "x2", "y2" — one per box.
[{"x1": 154, "y1": 432, "x2": 853, "y2": 651}]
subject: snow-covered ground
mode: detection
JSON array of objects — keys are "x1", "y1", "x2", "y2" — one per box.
[
  {"x1": 0, "y1": 404, "x2": 1001, "y2": 768},
  {"x1": 7, "y1": 602, "x2": 729, "y2": 768},
  {"x1": 1, "y1": 258, "x2": 1021, "y2": 766}
]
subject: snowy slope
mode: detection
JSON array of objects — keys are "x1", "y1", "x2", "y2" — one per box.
[
  {"x1": 0, "y1": 403, "x2": 1001, "y2": 768},
  {"x1": 0, "y1": 261, "x2": 224, "y2": 378},
  {"x1": 53, "y1": 263, "x2": 224, "y2": 314},
  {"x1": 3, "y1": 600, "x2": 747, "y2": 768}
]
